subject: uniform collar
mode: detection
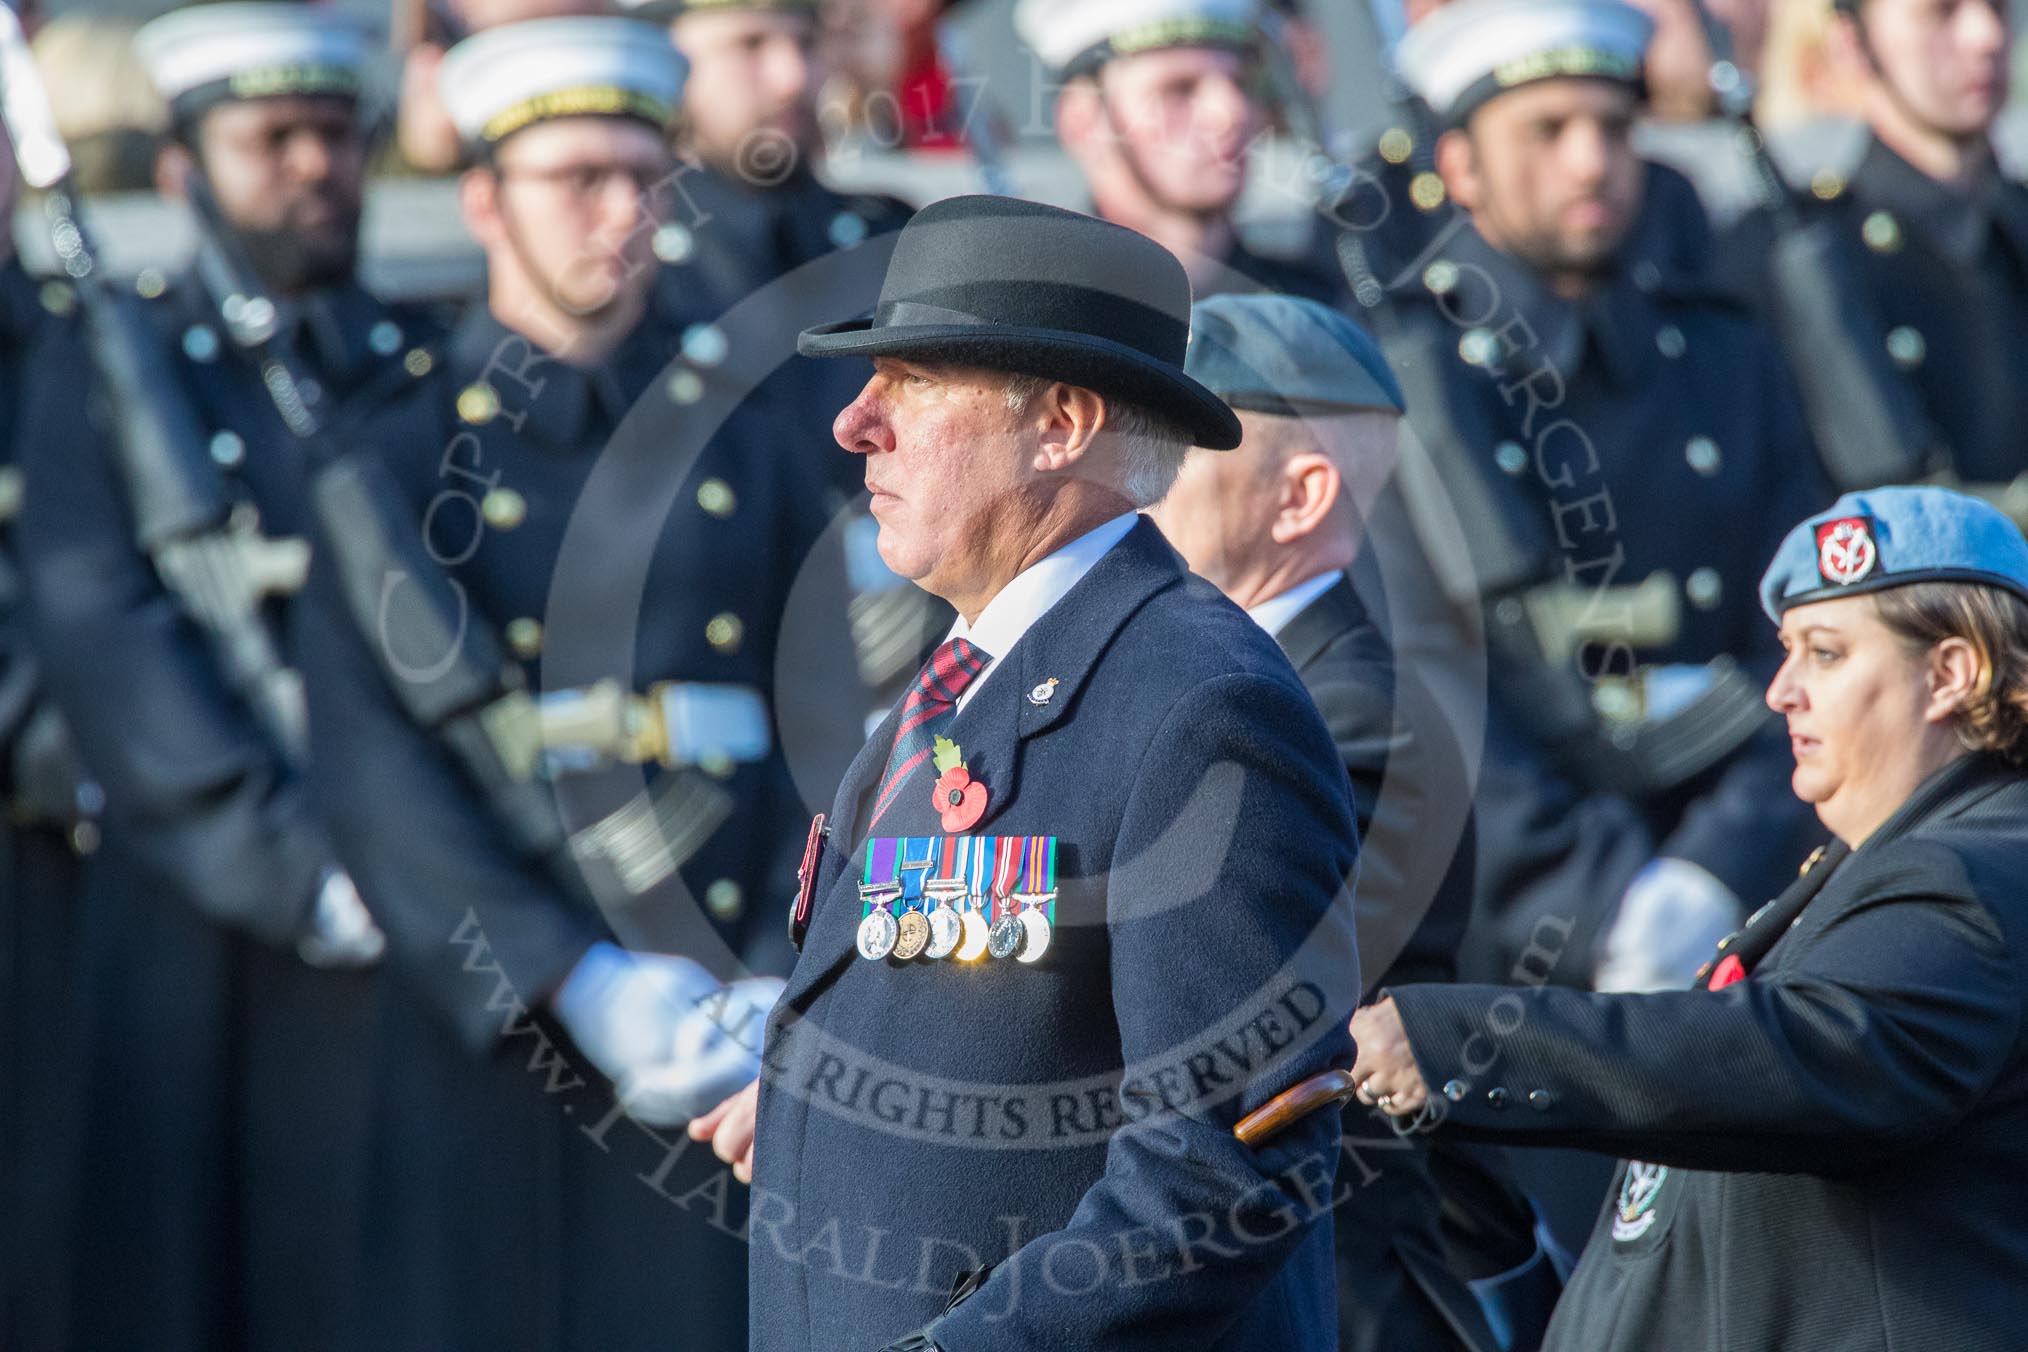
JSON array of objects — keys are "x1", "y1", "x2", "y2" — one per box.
[
  {"x1": 447, "y1": 304, "x2": 672, "y2": 448},
  {"x1": 945, "y1": 510, "x2": 1138, "y2": 703},
  {"x1": 1853, "y1": 133, "x2": 2013, "y2": 269},
  {"x1": 1245, "y1": 568, "x2": 1345, "y2": 642},
  {"x1": 1433, "y1": 224, "x2": 1659, "y2": 390}
]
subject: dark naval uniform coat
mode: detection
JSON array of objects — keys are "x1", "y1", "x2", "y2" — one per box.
[
  {"x1": 1275, "y1": 571, "x2": 1547, "y2": 1352},
  {"x1": 14, "y1": 269, "x2": 432, "y2": 1352},
  {"x1": 1719, "y1": 134, "x2": 2028, "y2": 489},
  {"x1": 299, "y1": 298, "x2": 852, "y2": 1352},
  {"x1": 751, "y1": 518, "x2": 1361, "y2": 1352},
  {"x1": 0, "y1": 259, "x2": 91, "y2": 1352},
  {"x1": 1368, "y1": 206, "x2": 1830, "y2": 988},
  {"x1": 1388, "y1": 751, "x2": 2028, "y2": 1352}
]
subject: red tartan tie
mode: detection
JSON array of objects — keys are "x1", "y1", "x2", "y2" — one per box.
[{"x1": 868, "y1": 638, "x2": 990, "y2": 829}]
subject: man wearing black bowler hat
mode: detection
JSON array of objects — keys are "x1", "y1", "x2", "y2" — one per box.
[{"x1": 690, "y1": 195, "x2": 1361, "y2": 1351}]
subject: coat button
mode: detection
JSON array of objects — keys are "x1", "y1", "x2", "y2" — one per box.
[
  {"x1": 697, "y1": 478, "x2": 737, "y2": 519},
  {"x1": 1486, "y1": 1087, "x2": 1510, "y2": 1110},
  {"x1": 209, "y1": 431, "x2": 246, "y2": 468},
  {"x1": 1459, "y1": 328, "x2": 1500, "y2": 367},
  {"x1": 1528, "y1": 1089, "x2": 1554, "y2": 1112},
  {"x1": 1686, "y1": 567, "x2": 1723, "y2": 611},
  {"x1": 505, "y1": 617, "x2": 543, "y2": 660},
  {"x1": 1862, "y1": 210, "x2": 1903, "y2": 253},
  {"x1": 1810, "y1": 168, "x2": 1846, "y2": 200},
  {"x1": 1631, "y1": 260, "x2": 1661, "y2": 292},
  {"x1": 668, "y1": 369, "x2": 705, "y2": 405},
  {"x1": 1655, "y1": 325, "x2": 1686, "y2": 359},
  {"x1": 1494, "y1": 440, "x2": 1529, "y2": 476},
  {"x1": 682, "y1": 323, "x2": 729, "y2": 369},
  {"x1": 482, "y1": 487, "x2": 528, "y2": 530},
  {"x1": 183, "y1": 324, "x2": 220, "y2": 363},
  {"x1": 404, "y1": 348, "x2": 434, "y2": 377},
  {"x1": 1422, "y1": 259, "x2": 1459, "y2": 295},
  {"x1": 1684, "y1": 436, "x2": 1721, "y2": 476},
  {"x1": 1378, "y1": 126, "x2": 1413, "y2": 164},
  {"x1": 39, "y1": 281, "x2": 75, "y2": 316},
  {"x1": 705, "y1": 612, "x2": 744, "y2": 654},
  {"x1": 1443, "y1": 1079, "x2": 1468, "y2": 1102},
  {"x1": 458, "y1": 383, "x2": 500, "y2": 425},
  {"x1": 654, "y1": 222, "x2": 694, "y2": 263},
  {"x1": 1410, "y1": 171, "x2": 1446, "y2": 210},
  {"x1": 706, "y1": 879, "x2": 744, "y2": 920},
  {"x1": 1886, "y1": 326, "x2": 1926, "y2": 370},
  {"x1": 828, "y1": 211, "x2": 869, "y2": 249},
  {"x1": 369, "y1": 320, "x2": 404, "y2": 356},
  {"x1": 134, "y1": 268, "x2": 167, "y2": 299}
]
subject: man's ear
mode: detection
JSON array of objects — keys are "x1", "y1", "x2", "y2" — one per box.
[
  {"x1": 1030, "y1": 383, "x2": 1108, "y2": 474},
  {"x1": 1054, "y1": 79, "x2": 1107, "y2": 169},
  {"x1": 1433, "y1": 127, "x2": 1480, "y2": 212},
  {"x1": 458, "y1": 165, "x2": 501, "y2": 249},
  {"x1": 1270, "y1": 449, "x2": 1341, "y2": 546},
  {"x1": 154, "y1": 140, "x2": 195, "y2": 203}
]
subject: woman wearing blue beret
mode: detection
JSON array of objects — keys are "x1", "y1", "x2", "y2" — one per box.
[{"x1": 1346, "y1": 484, "x2": 2028, "y2": 1350}]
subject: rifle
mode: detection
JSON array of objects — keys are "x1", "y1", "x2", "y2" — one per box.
[
  {"x1": 1683, "y1": 0, "x2": 1940, "y2": 489},
  {"x1": 0, "y1": 5, "x2": 312, "y2": 764}
]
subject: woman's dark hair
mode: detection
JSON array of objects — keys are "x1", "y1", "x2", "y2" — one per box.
[{"x1": 1874, "y1": 581, "x2": 2028, "y2": 764}]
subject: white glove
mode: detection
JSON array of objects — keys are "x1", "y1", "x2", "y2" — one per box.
[
  {"x1": 1594, "y1": 857, "x2": 1741, "y2": 993},
  {"x1": 552, "y1": 941, "x2": 720, "y2": 1081},
  {"x1": 617, "y1": 976, "x2": 784, "y2": 1128},
  {"x1": 297, "y1": 869, "x2": 386, "y2": 969}
]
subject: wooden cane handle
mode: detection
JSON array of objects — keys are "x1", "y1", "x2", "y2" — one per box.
[{"x1": 1234, "y1": 1068, "x2": 1360, "y2": 1146}]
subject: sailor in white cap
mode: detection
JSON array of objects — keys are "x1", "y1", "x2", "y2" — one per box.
[
  {"x1": 1014, "y1": 0, "x2": 1346, "y2": 301},
  {"x1": 297, "y1": 12, "x2": 853, "y2": 1349},
  {"x1": 1358, "y1": 0, "x2": 1831, "y2": 1104},
  {"x1": 12, "y1": 4, "x2": 439, "y2": 1349}
]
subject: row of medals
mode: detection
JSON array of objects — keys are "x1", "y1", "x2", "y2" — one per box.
[{"x1": 856, "y1": 880, "x2": 1054, "y2": 964}]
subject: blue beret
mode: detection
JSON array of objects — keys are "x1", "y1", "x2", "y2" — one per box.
[
  {"x1": 1184, "y1": 293, "x2": 1405, "y2": 418},
  {"x1": 1758, "y1": 485, "x2": 2028, "y2": 622}
]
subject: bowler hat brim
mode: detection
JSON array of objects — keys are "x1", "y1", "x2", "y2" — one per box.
[{"x1": 798, "y1": 319, "x2": 1243, "y2": 451}]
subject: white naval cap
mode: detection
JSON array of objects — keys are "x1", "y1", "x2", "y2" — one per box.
[
  {"x1": 1394, "y1": 0, "x2": 1654, "y2": 128},
  {"x1": 438, "y1": 16, "x2": 688, "y2": 149},
  {"x1": 134, "y1": 3, "x2": 372, "y2": 124},
  {"x1": 1014, "y1": 0, "x2": 1262, "y2": 78}
]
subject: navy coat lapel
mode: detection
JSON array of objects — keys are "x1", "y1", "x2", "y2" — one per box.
[{"x1": 784, "y1": 517, "x2": 1188, "y2": 998}]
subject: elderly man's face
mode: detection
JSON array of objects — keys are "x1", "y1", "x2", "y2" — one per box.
[{"x1": 833, "y1": 357, "x2": 1039, "y2": 595}]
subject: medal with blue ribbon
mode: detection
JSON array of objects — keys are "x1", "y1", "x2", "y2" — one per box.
[
  {"x1": 957, "y1": 832, "x2": 993, "y2": 961},
  {"x1": 892, "y1": 837, "x2": 936, "y2": 960}
]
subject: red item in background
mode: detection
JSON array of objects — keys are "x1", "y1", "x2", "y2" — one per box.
[{"x1": 897, "y1": 49, "x2": 963, "y2": 151}]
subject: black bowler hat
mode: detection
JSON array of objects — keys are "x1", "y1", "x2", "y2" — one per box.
[{"x1": 797, "y1": 196, "x2": 1243, "y2": 450}]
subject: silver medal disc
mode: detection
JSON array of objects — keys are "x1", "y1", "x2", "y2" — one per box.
[
  {"x1": 925, "y1": 905, "x2": 963, "y2": 959},
  {"x1": 856, "y1": 907, "x2": 899, "y2": 961},
  {"x1": 1016, "y1": 907, "x2": 1053, "y2": 963},
  {"x1": 987, "y1": 912, "x2": 1025, "y2": 960}
]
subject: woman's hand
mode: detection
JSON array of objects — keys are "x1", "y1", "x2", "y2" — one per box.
[{"x1": 1350, "y1": 996, "x2": 1429, "y2": 1118}]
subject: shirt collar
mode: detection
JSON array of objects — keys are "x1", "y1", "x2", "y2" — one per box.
[
  {"x1": 1244, "y1": 569, "x2": 1342, "y2": 637},
  {"x1": 947, "y1": 511, "x2": 1140, "y2": 678}
]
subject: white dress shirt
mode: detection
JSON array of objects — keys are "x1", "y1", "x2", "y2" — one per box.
[
  {"x1": 945, "y1": 512, "x2": 1139, "y2": 711},
  {"x1": 1243, "y1": 569, "x2": 1342, "y2": 639}
]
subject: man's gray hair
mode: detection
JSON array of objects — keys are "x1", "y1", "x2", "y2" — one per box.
[{"x1": 1002, "y1": 374, "x2": 1193, "y2": 508}]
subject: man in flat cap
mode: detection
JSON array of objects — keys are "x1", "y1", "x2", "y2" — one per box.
[
  {"x1": 296, "y1": 15, "x2": 850, "y2": 1349},
  {"x1": 1014, "y1": 0, "x2": 1347, "y2": 302},
  {"x1": 691, "y1": 195, "x2": 1360, "y2": 1351},
  {"x1": 1367, "y1": 0, "x2": 1828, "y2": 1042},
  {"x1": 12, "y1": 5, "x2": 436, "y2": 1346},
  {"x1": 1150, "y1": 293, "x2": 1562, "y2": 1352}
]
